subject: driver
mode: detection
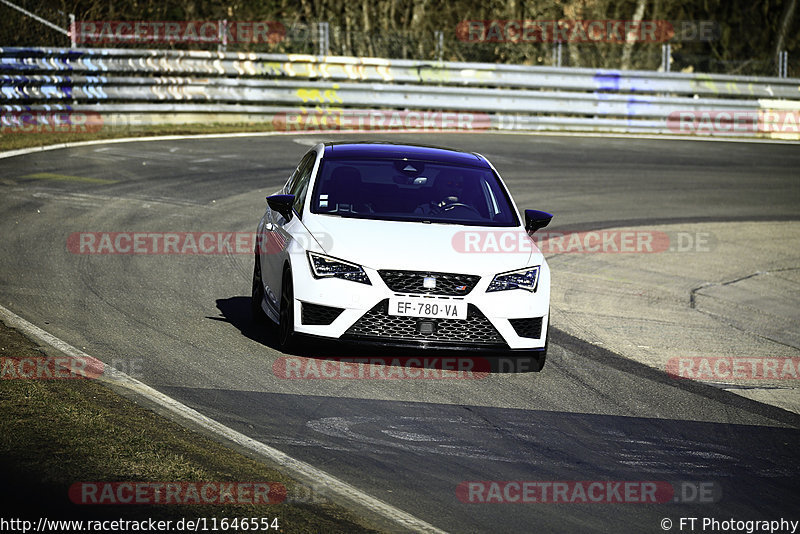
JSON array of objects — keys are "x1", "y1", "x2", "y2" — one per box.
[{"x1": 414, "y1": 171, "x2": 465, "y2": 215}]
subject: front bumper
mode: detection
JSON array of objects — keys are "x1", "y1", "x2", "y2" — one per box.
[{"x1": 291, "y1": 258, "x2": 550, "y2": 351}]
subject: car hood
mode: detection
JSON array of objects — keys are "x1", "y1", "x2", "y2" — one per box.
[{"x1": 301, "y1": 213, "x2": 543, "y2": 275}]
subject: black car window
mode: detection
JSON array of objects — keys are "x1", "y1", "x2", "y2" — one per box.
[
  {"x1": 310, "y1": 158, "x2": 518, "y2": 227},
  {"x1": 289, "y1": 151, "x2": 317, "y2": 217}
]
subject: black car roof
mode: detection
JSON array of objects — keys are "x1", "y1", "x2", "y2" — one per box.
[{"x1": 323, "y1": 142, "x2": 490, "y2": 168}]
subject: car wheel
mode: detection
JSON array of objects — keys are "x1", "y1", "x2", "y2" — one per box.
[
  {"x1": 504, "y1": 326, "x2": 547, "y2": 373},
  {"x1": 508, "y1": 352, "x2": 544, "y2": 373},
  {"x1": 251, "y1": 254, "x2": 268, "y2": 324},
  {"x1": 532, "y1": 324, "x2": 550, "y2": 372},
  {"x1": 532, "y1": 346, "x2": 547, "y2": 372},
  {"x1": 278, "y1": 267, "x2": 296, "y2": 352}
]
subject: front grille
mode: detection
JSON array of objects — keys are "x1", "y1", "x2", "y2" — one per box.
[
  {"x1": 378, "y1": 270, "x2": 480, "y2": 296},
  {"x1": 509, "y1": 317, "x2": 543, "y2": 339},
  {"x1": 301, "y1": 302, "x2": 344, "y2": 325},
  {"x1": 344, "y1": 299, "x2": 504, "y2": 345}
]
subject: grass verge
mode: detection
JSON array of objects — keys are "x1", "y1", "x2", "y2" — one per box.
[
  {"x1": 0, "y1": 123, "x2": 282, "y2": 153},
  {"x1": 0, "y1": 321, "x2": 382, "y2": 533}
]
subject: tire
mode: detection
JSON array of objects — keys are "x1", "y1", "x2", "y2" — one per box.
[
  {"x1": 532, "y1": 346, "x2": 547, "y2": 372},
  {"x1": 511, "y1": 353, "x2": 545, "y2": 373},
  {"x1": 533, "y1": 323, "x2": 550, "y2": 372},
  {"x1": 278, "y1": 267, "x2": 296, "y2": 352},
  {"x1": 251, "y1": 254, "x2": 268, "y2": 324},
  {"x1": 497, "y1": 325, "x2": 547, "y2": 373}
]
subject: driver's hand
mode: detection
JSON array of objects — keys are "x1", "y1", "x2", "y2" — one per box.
[{"x1": 437, "y1": 195, "x2": 459, "y2": 207}]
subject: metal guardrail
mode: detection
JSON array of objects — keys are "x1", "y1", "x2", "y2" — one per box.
[
  {"x1": 3, "y1": 46, "x2": 799, "y2": 98},
  {"x1": 1, "y1": 46, "x2": 799, "y2": 139}
]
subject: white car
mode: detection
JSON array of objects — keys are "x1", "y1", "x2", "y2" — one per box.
[{"x1": 252, "y1": 142, "x2": 552, "y2": 370}]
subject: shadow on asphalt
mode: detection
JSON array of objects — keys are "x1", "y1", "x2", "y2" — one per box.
[{"x1": 212, "y1": 296, "x2": 545, "y2": 374}]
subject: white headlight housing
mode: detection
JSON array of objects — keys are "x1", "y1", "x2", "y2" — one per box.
[{"x1": 486, "y1": 266, "x2": 540, "y2": 293}]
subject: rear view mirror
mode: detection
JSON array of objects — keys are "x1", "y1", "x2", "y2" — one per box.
[
  {"x1": 267, "y1": 194, "x2": 295, "y2": 221},
  {"x1": 524, "y1": 209, "x2": 553, "y2": 234}
]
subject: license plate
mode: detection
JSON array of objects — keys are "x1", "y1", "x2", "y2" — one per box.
[{"x1": 388, "y1": 298, "x2": 467, "y2": 320}]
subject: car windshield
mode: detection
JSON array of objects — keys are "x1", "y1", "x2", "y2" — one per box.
[{"x1": 310, "y1": 158, "x2": 518, "y2": 226}]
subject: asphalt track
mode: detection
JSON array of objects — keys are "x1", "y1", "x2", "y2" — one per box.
[{"x1": 1, "y1": 133, "x2": 799, "y2": 532}]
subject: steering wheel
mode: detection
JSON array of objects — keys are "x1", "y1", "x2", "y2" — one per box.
[{"x1": 440, "y1": 202, "x2": 482, "y2": 216}]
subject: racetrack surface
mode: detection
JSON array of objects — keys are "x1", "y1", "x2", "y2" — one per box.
[{"x1": 1, "y1": 133, "x2": 799, "y2": 532}]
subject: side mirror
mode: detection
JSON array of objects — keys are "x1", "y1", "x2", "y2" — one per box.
[
  {"x1": 524, "y1": 209, "x2": 553, "y2": 234},
  {"x1": 267, "y1": 194, "x2": 295, "y2": 221}
]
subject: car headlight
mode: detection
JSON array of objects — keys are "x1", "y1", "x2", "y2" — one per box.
[
  {"x1": 307, "y1": 251, "x2": 371, "y2": 285},
  {"x1": 486, "y1": 266, "x2": 540, "y2": 293}
]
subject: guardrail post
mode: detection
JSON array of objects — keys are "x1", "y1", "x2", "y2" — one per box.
[
  {"x1": 69, "y1": 13, "x2": 76, "y2": 48},
  {"x1": 785, "y1": 51, "x2": 790, "y2": 78},
  {"x1": 778, "y1": 50, "x2": 788, "y2": 78},
  {"x1": 435, "y1": 30, "x2": 443, "y2": 62},
  {"x1": 317, "y1": 22, "x2": 330, "y2": 56},
  {"x1": 552, "y1": 41, "x2": 563, "y2": 68},
  {"x1": 661, "y1": 43, "x2": 671, "y2": 72},
  {"x1": 218, "y1": 19, "x2": 228, "y2": 52}
]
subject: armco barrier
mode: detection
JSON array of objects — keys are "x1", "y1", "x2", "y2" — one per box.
[{"x1": 1, "y1": 46, "x2": 799, "y2": 138}]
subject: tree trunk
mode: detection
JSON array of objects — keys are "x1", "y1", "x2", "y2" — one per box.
[
  {"x1": 621, "y1": 0, "x2": 646, "y2": 70},
  {"x1": 410, "y1": 0, "x2": 428, "y2": 58},
  {"x1": 774, "y1": 0, "x2": 797, "y2": 74},
  {"x1": 362, "y1": 0, "x2": 374, "y2": 56}
]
